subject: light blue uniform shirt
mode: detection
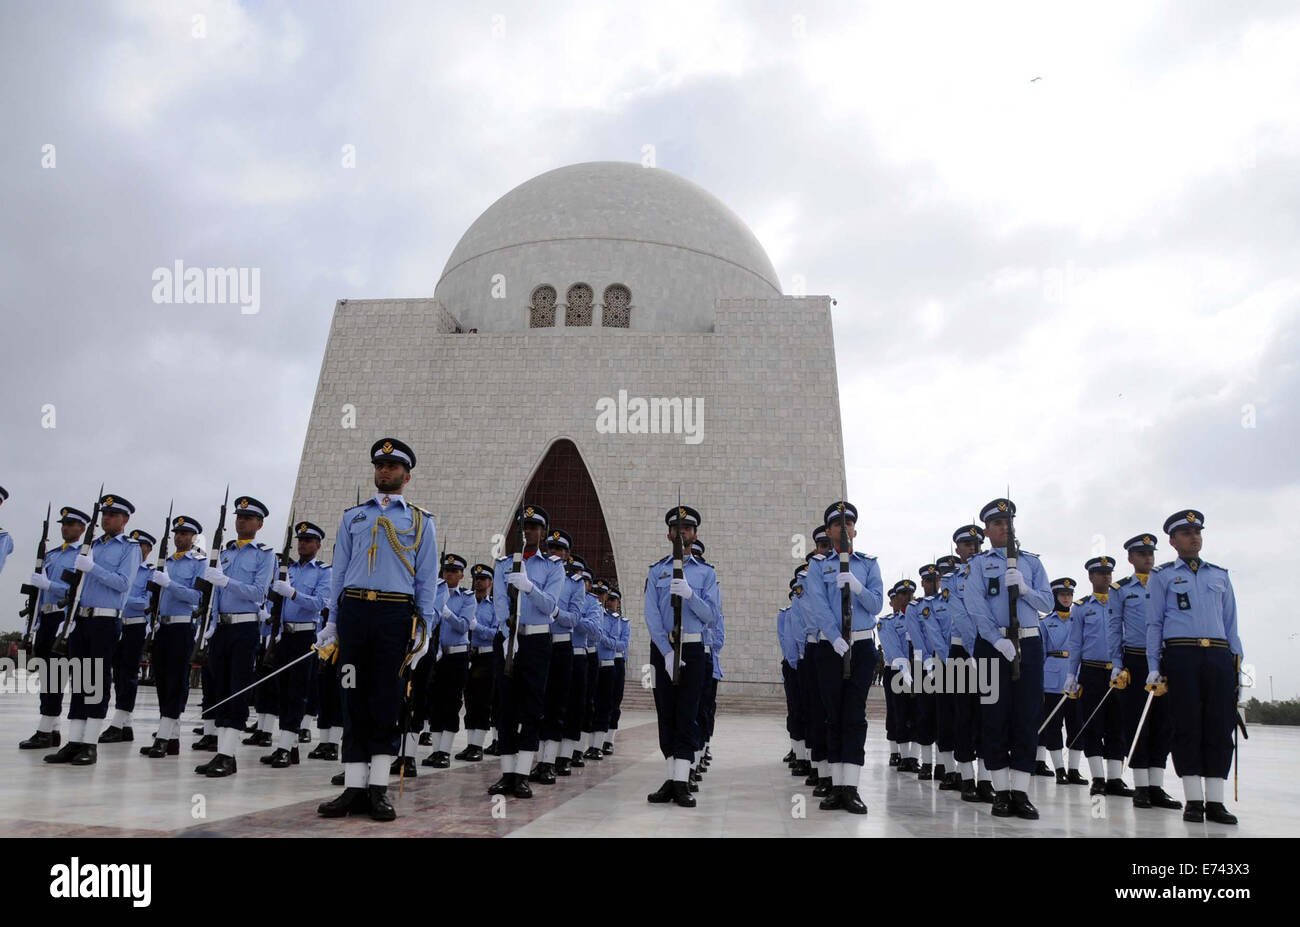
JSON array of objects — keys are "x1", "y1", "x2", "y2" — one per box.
[
  {"x1": 0, "y1": 529, "x2": 11, "y2": 576},
  {"x1": 941, "y1": 561, "x2": 978, "y2": 648},
  {"x1": 123, "y1": 562, "x2": 154, "y2": 618},
  {"x1": 36, "y1": 542, "x2": 82, "y2": 631},
  {"x1": 709, "y1": 598, "x2": 724, "y2": 680},
  {"x1": 778, "y1": 607, "x2": 799, "y2": 667},
  {"x1": 553, "y1": 574, "x2": 586, "y2": 632},
  {"x1": 595, "y1": 608, "x2": 619, "y2": 660},
  {"x1": 79, "y1": 532, "x2": 142, "y2": 610},
  {"x1": 877, "y1": 610, "x2": 910, "y2": 667},
  {"x1": 492, "y1": 550, "x2": 563, "y2": 628},
  {"x1": 283, "y1": 558, "x2": 331, "y2": 628},
  {"x1": 643, "y1": 553, "x2": 720, "y2": 660},
  {"x1": 439, "y1": 586, "x2": 474, "y2": 647},
  {"x1": 905, "y1": 596, "x2": 945, "y2": 660},
  {"x1": 964, "y1": 547, "x2": 1053, "y2": 646},
  {"x1": 1110, "y1": 574, "x2": 1149, "y2": 664},
  {"x1": 801, "y1": 550, "x2": 883, "y2": 641},
  {"x1": 329, "y1": 496, "x2": 439, "y2": 621},
  {"x1": 1144, "y1": 559, "x2": 1242, "y2": 659},
  {"x1": 1040, "y1": 609, "x2": 1073, "y2": 694},
  {"x1": 211, "y1": 539, "x2": 275, "y2": 616},
  {"x1": 159, "y1": 550, "x2": 205, "y2": 616},
  {"x1": 616, "y1": 611, "x2": 630, "y2": 658},
  {"x1": 574, "y1": 593, "x2": 605, "y2": 651},
  {"x1": 1067, "y1": 592, "x2": 1121, "y2": 678},
  {"x1": 469, "y1": 594, "x2": 498, "y2": 648}
]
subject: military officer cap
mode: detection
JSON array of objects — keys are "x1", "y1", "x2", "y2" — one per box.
[
  {"x1": 919, "y1": 563, "x2": 939, "y2": 580},
  {"x1": 371, "y1": 437, "x2": 416, "y2": 469},
  {"x1": 570, "y1": 554, "x2": 588, "y2": 571},
  {"x1": 665, "y1": 505, "x2": 702, "y2": 528},
  {"x1": 901, "y1": 579, "x2": 917, "y2": 593},
  {"x1": 979, "y1": 498, "x2": 1015, "y2": 522},
  {"x1": 517, "y1": 504, "x2": 549, "y2": 528},
  {"x1": 936, "y1": 554, "x2": 959, "y2": 575},
  {"x1": 789, "y1": 576, "x2": 800, "y2": 589},
  {"x1": 294, "y1": 520, "x2": 325, "y2": 540},
  {"x1": 593, "y1": 579, "x2": 609, "y2": 594},
  {"x1": 544, "y1": 528, "x2": 572, "y2": 549},
  {"x1": 441, "y1": 553, "x2": 468, "y2": 572},
  {"x1": 1123, "y1": 533, "x2": 1158, "y2": 552},
  {"x1": 59, "y1": 505, "x2": 92, "y2": 526},
  {"x1": 788, "y1": 588, "x2": 796, "y2": 600},
  {"x1": 129, "y1": 528, "x2": 157, "y2": 547},
  {"x1": 606, "y1": 587, "x2": 621, "y2": 601},
  {"x1": 823, "y1": 501, "x2": 857, "y2": 526},
  {"x1": 98, "y1": 493, "x2": 135, "y2": 516},
  {"x1": 0, "y1": 486, "x2": 7, "y2": 502},
  {"x1": 233, "y1": 496, "x2": 268, "y2": 519},
  {"x1": 812, "y1": 525, "x2": 828, "y2": 544},
  {"x1": 580, "y1": 569, "x2": 593, "y2": 582},
  {"x1": 1085, "y1": 555, "x2": 1116, "y2": 574},
  {"x1": 171, "y1": 514, "x2": 202, "y2": 534},
  {"x1": 1050, "y1": 577, "x2": 1077, "y2": 593},
  {"x1": 1163, "y1": 509, "x2": 1205, "y2": 534},
  {"x1": 953, "y1": 524, "x2": 985, "y2": 544},
  {"x1": 691, "y1": 539, "x2": 705, "y2": 556},
  {"x1": 470, "y1": 563, "x2": 493, "y2": 581}
]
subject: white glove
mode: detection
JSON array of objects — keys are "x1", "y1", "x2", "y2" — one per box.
[
  {"x1": 901, "y1": 669, "x2": 914, "y2": 689},
  {"x1": 28, "y1": 572, "x2": 52, "y2": 591},
  {"x1": 923, "y1": 656, "x2": 936, "y2": 675},
  {"x1": 891, "y1": 657, "x2": 909, "y2": 672},
  {"x1": 75, "y1": 552, "x2": 95, "y2": 573},
  {"x1": 315, "y1": 621, "x2": 338, "y2": 649},
  {"x1": 836, "y1": 571, "x2": 865, "y2": 595},
  {"x1": 1109, "y1": 666, "x2": 1123, "y2": 683},
  {"x1": 408, "y1": 630, "x2": 431, "y2": 670},
  {"x1": 993, "y1": 637, "x2": 1017, "y2": 662},
  {"x1": 271, "y1": 579, "x2": 295, "y2": 598},
  {"x1": 1146, "y1": 670, "x2": 1161, "y2": 687},
  {"x1": 257, "y1": 607, "x2": 270, "y2": 622},
  {"x1": 669, "y1": 577, "x2": 694, "y2": 600},
  {"x1": 831, "y1": 637, "x2": 849, "y2": 657},
  {"x1": 204, "y1": 565, "x2": 229, "y2": 587},
  {"x1": 149, "y1": 568, "x2": 171, "y2": 589},
  {"x1": 507, "y1": 569, "x2": 534, "y2": 594},
  {"x1": 1064, "y1": 674, "x2": 1079, "y2": 695},
  {"x1": 468, "y1": 617, "x2": 478, "y2": 631},
  {"x1": 1004, "y1": 567, "x2": 1028, "y2": 592},
  {"x1": 661, "y1": 656, "x2": 675, "y2": 683}
]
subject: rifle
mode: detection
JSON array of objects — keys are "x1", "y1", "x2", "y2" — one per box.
[
  {"x1": 18, "y1": 502, "x2": 52, "y2": 649},
  {"x1": 52, "y1": 484, "x2": 104, "y2": 657},
  {"x1": 670, "y1": 487, "x2": 684, "y2": 686},
  {"x1": 141, "y1": 501, "x2": 174, "y2": 664},
  {"x1": 261, "y1": 508, "x2": 295, "y2": 670},
  {"x1": 1005, "y1": 490, "x2": 1022, "y2": 682},
  {"x1": 190, "y1": 486, "x2": 230, "y2": 666},
  {"x1": 504, "y1": 506, "x2": 525, "y2": 677}
]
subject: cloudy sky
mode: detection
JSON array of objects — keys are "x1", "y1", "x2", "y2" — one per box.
[{"x1": 2, "y1": 1, "x2": 1297, "y2": 695}]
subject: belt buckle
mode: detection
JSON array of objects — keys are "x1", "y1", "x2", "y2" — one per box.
[
  {"x1": 1200, "y1": 637, "x2": 1210, "y2": 648},
  {"x1": 366, "y1": 590, "x2": 377, "y2": 602}
]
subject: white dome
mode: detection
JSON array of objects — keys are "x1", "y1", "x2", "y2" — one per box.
[{"x1": 434, "y1": 162, "x2": 781, "y2": 333}]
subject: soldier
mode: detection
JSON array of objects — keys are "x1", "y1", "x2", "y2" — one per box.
[
  {"x1": 398, "y1": 554, "x2": 446, "y2": 777},
  {"x1": 317, "y1": 438, "x2": 436, "y2": 822},
  {"x1": 1144, "y1": 510, "x2": 1242, "y2": 825},
  {"x1": 1039, "y1": 577, "x2": 1087, "y2": 784},
  {"x1": 801, "y1": 501, "x2": 882, "y2": 814},
  {"x1": 192, "y1": 496, "x2": 275, "y2": 778},
  {"x1": 576, "y1": 578, "x2": 609, "y2": 766},
  {"x1": 489, "y1": 504, "x2": 563, "y2": 799},
  {"x1": 1113, "y1": 533, "x2": 1181, "y2": 810},
  {"x1": 0, "y1": 486, "x2": 11, "y2": 576},
  {"x1": 44, "y1": 493, "x2": 142, "y2": 766},
  {"x1": 778, "y1": 586, "x2": 805, "y2": 769},
  {"x1": 532, "y1": 529, "x2": 578, "y2": 784},
  {"x1": 695, "y1": 539, "x2": 722, "y2": 774},
  {"x1": 904, "y1": 564, "x2": 944, "y2": 780},
  {"x1": 563, "y1": 563, "x2": 603, "y2": 769},
  {"x1": 139, "y1": 515, "x2": 206, "y2": 758},
  {"x1": 99, "y1": 528, "x2": 155, "y2": 743},
  {"x1": 932, "y1": 556, "x2": 959, "y2": 789},
  {"x1": 645, "y1": 504, "x2": 719, "y2": 808},
  {"x1": 18, "y1": 506, "x2": 88, "y2": 749},
  {"x1": 878, "y1": 581, "x2": 916, "y2": 774},
  {"x1": 963, "y1": 497, "x2": 1052, "y2": 819},
  {"x1": 426, "y1": 553, "x2": 472, "y2": 768},
  {"x1": 607, "y1": 576, "x2": 631, "y2": 754},
  {"x1": 260, "y1": 520, "x2": 331, "y2": 768},
  {"x1": 592, "y1": 587, "x2": 622, "y2": 777},
  {"x1": 455, "y1": 562, "x2": 498, "y2": 762},
  {"x1": 946, "y1": 524, "x2": 994, "y2": 802},
  {"x1": 792, "y1": 559, "x2": 826, "y2": 787},
  {"x1": 1066, "y1": 555, "x2": 1132, "y2": 797}
]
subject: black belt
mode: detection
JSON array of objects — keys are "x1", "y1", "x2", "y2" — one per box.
[
  {"x1": 1082, "y1": 659, "x2": 1112, "y2": 670},
  {"x1": 1046, "y1": 650, "x2": 1069, "y2": 659},
  {"x1": 1165, "y1": 637, "x2": 1228, "y2": 649},
  {"x1": 1123, "y1": 646, "x2": 1146, "y2": 656},
  {"x1": 343, "y1": 588, "x2": 413, "y2": 604}
]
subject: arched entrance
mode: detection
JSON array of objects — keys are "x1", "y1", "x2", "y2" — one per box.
[{"x1": 503, "y1": 439, "x2": 619, "y2": 589}]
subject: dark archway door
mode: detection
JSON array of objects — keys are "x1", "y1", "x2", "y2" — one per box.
[{"x1": 504, "y1": 439, "x2": 619, "y2": 590}]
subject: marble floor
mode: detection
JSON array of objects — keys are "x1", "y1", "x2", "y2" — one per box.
[{"x1": 0, "y1": 673, "x2": 1291, "y2": 837}]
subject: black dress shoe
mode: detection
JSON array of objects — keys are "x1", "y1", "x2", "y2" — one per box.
[
  {"x1": 603, "y1": 742, "x2": 614, "y2": 755},
  {"x1": 195, "y1": 757, "x2": 215, "y2": 774},
  {"x1": 20, "y1": 730, "x2": 59, "y2": 750},
  {"x1": 512, "y1": 776, "x2": 533, "y2": 799},
  {"x1": 783, "y1": 750, "x2": 796, "y2": 764},
  {"x1": 419, "y1": 732, "x2": 433, "y2": 746},
  {"x1": 44, "y1": 742, "x2": 81, "y2": 764},
  {"x1": 991, "y1": 789, "x2": 1014, "y2": 817},
  {"x1": 70, "y1": 743, "x2": 98, "y2": 765},
  {"x1": 1205, "y1": 802, "x2": 1237, "y2": 825},
  {"x1": 421, "y1": 752, "x2": 437, "y2": 767},
  {"x1": 1105, "y1": 778, "x2": 1134, "y2": 797},
  {"x1": 1148, "y1": 786, "x2": 1182, "y2": 809},
  {"x1": 583, "y1": 746, "x2": 603, "y2": 760},
  {"x1": 647, "y1": 779, "x2": 675, "y2": 803},
  {"x1": 142, "y1": 738, "x2": 172, "y2": 758},
  {"x1": 308, "y1": 742, "x2": 338, "y2": 761},
  {"x1": 841, "y1": 787, "x2": 868, "y2": 814},
  {"x1": 205, "y1": 754, "x2": 237, "y2": 777},
  {"x1": 368, "y1": 786, "x2": 396, "y2": 821},
  {"x1": 790, "y1": 760, "x2": 808, "y2": 776},
  {"x1": 299, "y1": 728, "x2": 312, "y2": 743},
  {"x1": 570, "y1": 750, "x2": 586, "y2": 768},
  {"x1": 243, "y1": 721, "x2": 259, "y2": 733},
  {"x1": 901, "y1": 757, "x2": 920, "y2": 773},
  {"x1": 192, "y1": 735, "x2": 218, "y2": 752},
  {"x1": 263, "y1": 748, "x2": 293, "y2": 769},
  {"x1": 488, "y1": 774, "x2": 512, "y2": 796},
  {"x1": 687, "y1": 777, "x2": 699, "y2": 793},
  {"x1": 1055, "y1": 768, "x2": 1068, "y2": 784},
  {"x1": 528, "y1": 762, "x2": 556, "y2": 785},
  {"x1": 390, "y1": 756, "x2": 417, "y2": 778},
  {"x1": 1183, "y1": 800, "x2": 1205, "y2": 823},
  {"x1": 554, "y1": 756, "x2": 572, "y2": 776},
  {"x1": 813, "y1": 777, "x2": 832, "y2": 798},
  {"x1": 1010, "y1": 791, "x2": 1039, "y2": 819},
  {"x1": 818, "y1": 786, "x2": 844, "y2": 811},
  {"x1": 484, "y1": 740, "x2": 500, "y2": 756},
  {"x1": 888, "y1": 752, "x2": 900, "y2": 767},
  {"x1": 976, "y1": 781, "x2": 997, "y2": 803},
  {"x1": 1132, "y1": 786, "x2": 1152, "y2": 808},
  {"x1": 961, "y1": 779, "x2": 980, "y2": 802},
  {"x1": 1066, "y1": 769, "x2": 1089, "y2": 785},
  {"x1": 933, "y1": 764, "x2": 945, "y2": 781},
  {"x1": 98, "y1": 725, "x2": 130, "y2": 743},
  {"x1": 1090, "y1": 777, "x2": 1107, "y2": 796},
  {"x1": 431, "y1": 752, "x2": 450, "y2": 769},
  {"x1": 1033, "y1": 760, "x2": 1053, "y2": 777},
  {"x1": 939, "y1": 771, "x2": 962, "y2": 791},
  {"x1": 919, "y1": 762, "x2": 933, "y2": 781},
  {"x1": 193, "y1": 725, "x2": 205, "y2": 735},
  {"x1": 804, "y1": 771, "x2": 820, "y2": 787},
  {"x1": 671, "y1": 780, "x2": 696, "y2": 807},
  {"x1": 689, "y1": 768, "x2": 700, "y2": 783},
  {"x1": 242, "y1": 731, "x2": 272, "y2": 747},
  {"x1": 455, "y1": 744, "x2": 483, "y2": 762},
  {"x1": 318, "y1": 787, "x2": 369, "y2": 817}
]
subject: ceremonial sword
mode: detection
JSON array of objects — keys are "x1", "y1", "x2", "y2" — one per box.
[
  {"x1": 1067, "y1": 679, "x2": 1118, "y2": 751},
  {"x1": 200, "y1": 647, "x2": 319, "y2": 717},
  {"x1": 1037, "y1": 690, "x2": 1071, "y2": 736}
]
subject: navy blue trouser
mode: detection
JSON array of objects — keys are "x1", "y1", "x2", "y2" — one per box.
[
  {"x1": 337, "y1": 596, "x2": 412, "y2": 762},
  {"x1": 582, "y1": 651, "x2": 599, "y2": 733},
  {"x1": 464, "y1": 648, "x2": 494, "y2": 731},
  {"x1": 563, "y1": 651, "x2": 588, "y2": 743},
  {"x1": 111, "y1": 622, "x2": 147, "y2": 714},
  {"x1": 782, "y1": 660, "x2": 803, "y2": 740},
  {"x1": 1122, "y1": 650, "x2": 1172, "y2": 769},
  {"x1": 316, "y1": 656, "x2": 343, "y2": 729},
  {"x1": 1162, "y1": 645, "x2": 1235, "y2": 779},
  {"x1": 1038, "y1": 691, "x2": 1082, "y2": 751},
  {"x1": 935, "y1": 679, "x2": 955, "y2": 754},
  {"x1": 611, "y1": 657, "x2": 625, "y2": 730},
  {"x1": 152, "y1": 622, "x2": 194, "y2": 719},
  {"x1": 883, "y1": 667, "x2": 912, "y2": 745},
  {"x1": 650, "y1": 642, "x2": 706, "y2": 761},
  {"x1": 67, "y1": 615, "x2": 117, "y2": 721},
  {"x1": 493, "y1": 631, "x2": 551, "y2": 754},
  {"x1": 304, "y1": 655, "x2": 320, "y2": 718},
  {"x1": 275, "y1": 629, "x2": 315, "y2": 733},
  {"x1": 949, "y1": 644, "x2": 981, "y2": 764},
  {"x1": 594, "y1": 660, "x2": 617, "y2": 733},
  {"x1": 33, "y1": 615, "x2": 66, "y2": 718},
  {"x1": 976, "y1": 635, "x2": 1043, "y2": 774},
  {"x1": 252, "y1": 640, "x2": 278, "y2": 717},
  {"x1": 798, "y1": 647, "x2": 826, "y2": 762},
  {"x1": 814, "y1": 638, "x2": 875, "y2": 767},
  {"x1": 540, "y1": 639, "x2": 573, "y2": 742},
  {"x1": 430, "y1": 649, "x2": 471, "y2": 734},
  {"x1": 1078, "y1": 663, "x2": 1126, "y2": 760},
  {"x1": 208, "y1": 622, "x2": 259, "y2": 730}
]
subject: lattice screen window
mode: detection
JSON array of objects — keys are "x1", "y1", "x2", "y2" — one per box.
[
  {"x1": 529, "y1": 285, "x2": 557, "y2": 327},
  {"x1": 601, "y1": 284, "x2": 631, "y2": 328},
  {"x1": 565, "y1": 283, "x2": 594, "y2": 326}
]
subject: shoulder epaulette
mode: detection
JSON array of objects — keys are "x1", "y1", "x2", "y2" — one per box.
[
  {"x1": 548, "y1": 554, "x2": 562, "y2": 562},
  {"x1": 1110, "y1": 581, "x2": 1121, "y2": 590},
  {"x1": 343, "y1": 503, "x2": 365, "y2": 514},
  {"x1": 318, "y1": 561, "x2": 330, "y2": 569},
  {"x1": 854, "y1": 551, "x2": 877, "y2": 560},
  {"x1": 1154, "y1": 561, "x2": 1173, "y2": 572},
  {"x1": 225, "y1": 540, "x2": 238, "y2": 550},
  {"x1": 1116, "y1": 575, "x2": 1134, "y2": 587},
  {"x1": 495, "y1": 555, "x2": 510, "y2": 563},
  {"x1": 1019, "y1": 549, "x2": 1037, "y2": 558},
  {"x1": 1074, "y1": 597, "x2": 1086, "y2": 606},
  {"x1": 256, "y1": 542, "x2": 272, "y2": 551},
  {"x1": 1202, "y1": 560, "x2": 1222, "y2": 571}
]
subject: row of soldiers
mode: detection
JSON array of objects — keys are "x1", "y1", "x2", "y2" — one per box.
[{"x1": 778, "y1": 499, "x2": 1244, "y2": 824}]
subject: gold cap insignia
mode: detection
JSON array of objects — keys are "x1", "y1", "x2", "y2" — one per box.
[
  {"x1": 174, "y1": 517, "x2": 184, "y2": 528},
  {"x1": 130, "y1": 531, "x2": 139, "y2": 539},
  {"x1": 997, "y1": 500, "x2": 1008, "y2": 512},
  {"x1": 104, "y1": 496, "x2": 114, "y2": 506},
  {"x1": 1186, "y1": 512, "x2": 1196, "y2": 523},
  {"x1": 1144, "y1": 535, "x2": 1154, "y2": 545},
  {"x1": 793, "y1": 585, "x2": 802, "y2": 595},
  {"x1": 524, "y1": 506, "x2": 535, "y2": 518},
  {"x1": 60, "y1": 507, "x2": 68, "y2": 517},
  {"x1": 381, "y1": 441, "x2": 394, "y2": 454},
  {"x1": 237, "y1": 498, "x2": 249, "y2": 508},
  {"x1": 298, "y1": 523, "x2": 307, "y2": 532},
  {"x1": 679, "y1": 507, "x2": 687, "y2": 518}
]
